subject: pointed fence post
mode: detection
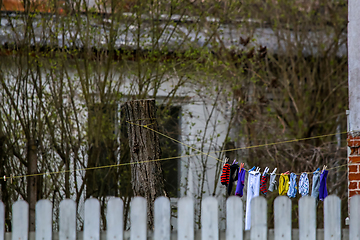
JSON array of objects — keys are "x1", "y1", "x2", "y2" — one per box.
[
  {"x1": 250, "y1": 197, "x2": 267, "y2": 240},
  {"x1": 84, "y1": 198, "x2": 100, "y2": 240},
  {"x1": 107, "y1": 198, "x2": 124, "y2": 240},
  {"x1": 350, "y1": 195, "x2": 360, "y2": 240},
  {"x1": 324, "y1": 195, "x2": 341, "y2": 240},
  {"x1": 201, "y1": 197, "x2": 218, "y2": 240},
  {"x1": 59, "y1": 199, "x2": 76, "y2": 240},
  {"x1": 130, "y1": 197, "x2": 147, "y2": 240},
  {"x1": 36, "y1": 200, "x2": 52, "y2": 240},
  {"x1": 299, "y1": 196, "x2": 316, "y2": 240},
  {"x1": 12, "y1": 200, "x2": 29, "y2": 240},
  {"x1": 274, "y1": 196, "x2": 291, "y2": 240},
  {"x1": 154, "y1": 197, "x2": 170, "y2": 240},
  {"x1": 226, "y1": 196, "x2": 243, "y2": 240},
  {"x1": 178, "y1": 197, "x2": 194, "y2": 240},
  {"x1": 0, "y1": 201, "x2": 4, "y2": 240}
]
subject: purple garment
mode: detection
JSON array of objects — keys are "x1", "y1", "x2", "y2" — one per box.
[
  {"x1": 235, "y1": 169, "x2": 246, "y2": 197},
  {"x1": 319, "y1": 170, "x2": 329, "y2": 201}
]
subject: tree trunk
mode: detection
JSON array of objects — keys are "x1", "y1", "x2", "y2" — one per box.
[
  {"x1": 27, "y1": 139, "x2": 37, "y2": 231},
  {"x1": 0, "y1": 121, "x2": 11, "y2": 231},
  {"x1": 124, "y1": 99, "x2": 167, "y2": 229}
]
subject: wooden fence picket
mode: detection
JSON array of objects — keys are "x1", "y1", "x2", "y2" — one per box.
[
  {"x1": 12, "y1": 200, "x2": 28, "y2": 240},
  {"x1": 201, "y1": 197, "x2": 218, "y2": 240},
  {"x1": 130, "y1": 197, "x2": 147, "y2": 240},
  {"x1": 0, "y1": 201, "x2": 4, "y2": 240},
  {"x1": 250, "y1": 197, "x2": 267, "y2": 240},
  {"x1": 299, "y1": 196, "x2": 316, "y2": 240},
  {"x1": 59, "y1": 199, "x2": 76, "y2": 240},
  {"x1": 84, "y1": 198, "x2": 100, "y2": 240},
  {"x1": 178, "y1": 197, "x2": 194, "y2": 240},
  {"x1": 35, "y1": 200, "x2": 52, "y2": 240},
  {"x1": 350, "y1": 195, "x2": 360, "y2": 240},
  {"x1": 107, "y1": 198, "x2": 124, "y2": 240},
  {"x1": 274, "y1": 196, "x2": 291, "y2": 240},
  {"x1": 154, "y1": 197, "x2": 170, "y2": 240},
  {"x1": 226, "y1": 196, "x2": 243, "y2": 240},
  {"x1": 324, "y1": 195, "x2": 341, "y2": 240}
]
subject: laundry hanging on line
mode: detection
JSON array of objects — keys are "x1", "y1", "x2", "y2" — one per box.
[{"x1": 220, "y1": 161, "x2": 329, "y2": 201}]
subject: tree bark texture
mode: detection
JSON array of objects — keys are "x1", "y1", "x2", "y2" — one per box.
[
  {"x1": 27, "y1": 139, "x2": 37, "y2": 231},
  {"x1": 124, "y1": 99, "x2": 167, "y2": 229}
]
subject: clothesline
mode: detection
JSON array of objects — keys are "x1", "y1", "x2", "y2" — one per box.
[{"x1": 1, "y1": 121, "x2": 350, "y2": 182}]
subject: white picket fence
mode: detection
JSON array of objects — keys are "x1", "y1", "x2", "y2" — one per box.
[{"x1": 0, "y1": 194, "x2": 359, "y2": 240}]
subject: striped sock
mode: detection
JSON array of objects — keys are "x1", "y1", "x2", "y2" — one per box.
[
  {"x1": 221, "y1": 163, "x2": 230, "y2": 186},
  {"x1": 260, "y1": 175, "x2": 268, "y2": 195}
]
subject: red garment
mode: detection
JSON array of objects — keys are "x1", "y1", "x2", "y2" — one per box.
[
  {"x1": 260, "y1": 175, "x2": 268, "y2": 195},
  {"x1": 221, "y1": 163, "x2": 230, "y2": 186}
]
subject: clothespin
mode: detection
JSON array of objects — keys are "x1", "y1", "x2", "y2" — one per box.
[
  {"x1": 316, "y1": 168, "x2": 320, "y2": 172},
  {"x1": 250, "y1": 167, "x2": 260, "y2": 175},
  {"x1": 263, "y1": 167, "x2": 269, "y2": 176},
  {"x1": 249, "y1": 166, "x2": 256, "y2": 172},
  {"x1": 322, "y1": 165, "x2": 327, "y2": 173},
  {"x1": 3, "y1": 175, "x2": 6, "y2": 182},
  {"x1": 284, "y1": 171, "x2": 290, "y2": 175},
  {"x1": 10, "y1": 174, "x2": 13, "y2": 184},
  {"x1": 239, "y1": 163, "x2": 245, "y2": 173},
  {"x1": 271, "y1": 168, "x2": 277, "y2": 175},
  {"x1": 223, "y1": 157, "x2": 228, "y2": 166},
  {"x1": 232, "y1": 159, "x2": 236, "y2": 165}
]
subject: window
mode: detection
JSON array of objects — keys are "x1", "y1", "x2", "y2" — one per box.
[
  {"x1": 119, "y1": 104, "x2": 181, "y2": 198},
  {"x1": 86, "y1": 103, "x2": 119, "y2": 198}
]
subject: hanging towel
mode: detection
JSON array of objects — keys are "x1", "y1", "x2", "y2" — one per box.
[
  {"x1": 311, "y1": 170, "x2": 321, "y2": 200},
  {"x1": 221, "y1": 163, "x2": 230, "y2": 186},
  {"x1": 279, "y1": 173, "x2": 289, "y2": 195},
  {"x1": 260, "y1": 174, "x2": 269, "y2": 195},
  {"x1": 268, "y1": 173, "x2": 277, "y2": 192},
  {"x1": 235, "y1": 168, "x2": 246, "y2": 197},
  {"x1": 227, "y1": 164, "x2": 239, "y2": 195},
  {"x1": 287, "y1": 173, "x2": 297, "y2": 198},
  {"x1": 298, "y1": 173, "x2": 309, "y2": 197},
  {"x1": 319, "y1": 170, "x2": 329, "y2": 201}
]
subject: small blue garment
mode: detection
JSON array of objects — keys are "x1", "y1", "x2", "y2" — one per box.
[
  {"x1": 298, "y1": 173, "x2": 309, "y2": 196},
  {"x1": 287, "y1": 173, "x2": 297, "y2": 198},
  {"x1": 319, "y1": 170, "x2": 329, "y2": 201},
  {"x1": 235, "y1": 169, "x2": 246, "y2": 197}
]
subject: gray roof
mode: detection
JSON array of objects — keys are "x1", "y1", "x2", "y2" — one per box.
[{"x1": 0, "y1": 13, "x2": 347, "y2": 57}]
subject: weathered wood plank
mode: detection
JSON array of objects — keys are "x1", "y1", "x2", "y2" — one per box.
[
  {"x1": 250, "y1": 197, "x2": 267, "y2": 240},
  {"x1": 350, "y1": 195, "x2": 360, "y2": 240},
  {"x1": 12, "y1": 200, "x2": 29, "y2": 240},
  {"x1": 154, "y1": 197, "x2": 170, "y2": 240},
  {"x1": 130, "y1": 197, "x2": 147, "y2": 240},
  {"x1": 0, "y1": 201, "x2": 4, "y2": 240},
  {"x1": 178, "y1": 197, "x2": 194, "y2": 240},
  {"x1": 274, "y1": 196, "x2": 291, "y2": 240},
  {"x1": 226, "y1": 196, "x2": 243, "y2": 240},
  {"x1": 299, "y1": 196, "x2": 316, "y2": 240},
  {"x1": 35, "y1": 200, "x2": 52, "y2": 240},
  {"x1": 201, "y1": 197, "x2": 218, "y2": 240},
  {"x1": 107, "y1": 198, "x2": 124, "y2": 240},
  {"x1": 84, "y1": 198, "x2": 100, "y2": 240},
  {"x1": 59, "y1": 199, "x2": 76, "y2": 240},
  {"x1": 324, "y1": 195, "x2": 341, "y2": 240}
]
